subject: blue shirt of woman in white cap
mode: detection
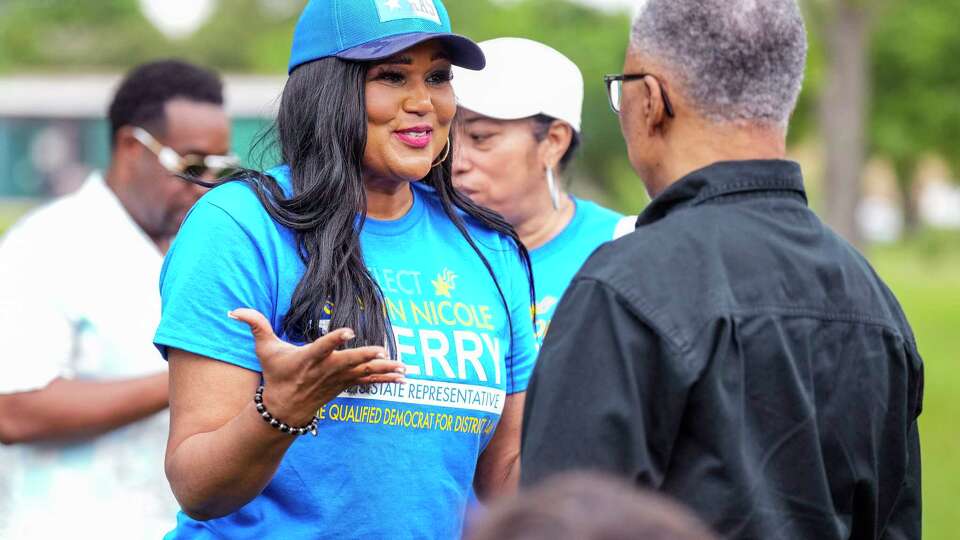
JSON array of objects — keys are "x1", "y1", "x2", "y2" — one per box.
[
  {"x1": 153, "y1": 2, "x2": 537, "y2": 538},
  {"x1": 452, "y1": 38, "x2": 632, "y2": 346}
]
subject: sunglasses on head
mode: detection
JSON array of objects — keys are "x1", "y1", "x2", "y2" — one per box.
[{"x1": 131, "y1": 126, "x2": 241, "y2": 179}]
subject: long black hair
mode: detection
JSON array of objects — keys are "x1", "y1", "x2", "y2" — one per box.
[{"x1": 200, "y1": 56, "x2": 534, "y2": 352}]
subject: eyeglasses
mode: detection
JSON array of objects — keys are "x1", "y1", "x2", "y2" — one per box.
[
  {"x1": 603, "y1": 73, "x2": 676, "y2": 117},
  {"x1": 131, "y1": 126, "x2": 240, "y2": 179}
]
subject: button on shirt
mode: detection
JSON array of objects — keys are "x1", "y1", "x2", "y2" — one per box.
[
  {"x1": 0, "y1": 172, "x2": 178, "y2": 539},
  {"x1": 521, "y1": 160, "x2": 924, "y2": 540}
]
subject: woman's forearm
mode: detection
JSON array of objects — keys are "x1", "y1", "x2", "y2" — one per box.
[
  {"x1": 474, "y1": 393, "x2": 525, "y2": 501},
  {"x1": 164, "y1": 320, "x2": 400, "y2": 521},
  {"x1": 166, "y1": 401, "x2": 298, "y2": 520}
]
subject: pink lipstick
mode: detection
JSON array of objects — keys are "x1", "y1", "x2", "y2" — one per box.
[{"x1": 394, "y1": 125, "x2": 433, "y2": 149}]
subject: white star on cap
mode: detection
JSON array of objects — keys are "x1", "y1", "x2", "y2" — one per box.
[{"x1": 385, "y1": 0, "x2": 401, "y2": 9}]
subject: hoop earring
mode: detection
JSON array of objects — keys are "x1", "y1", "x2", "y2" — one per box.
[
  {"x1": 546, "y1": 167, "x2": 561, "y2": 210},
  {"x1": 431, "y1": 138, "x2": 451, "y2": 168}
]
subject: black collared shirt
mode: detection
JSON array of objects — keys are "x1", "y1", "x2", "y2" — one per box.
[{"x1": 521, "y1": 160, "x2": 923, "y2": 540}]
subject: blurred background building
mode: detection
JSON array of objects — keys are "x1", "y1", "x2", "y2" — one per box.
[{"x1": 0, "y1": 74, "x2": 280, "y2": 198}]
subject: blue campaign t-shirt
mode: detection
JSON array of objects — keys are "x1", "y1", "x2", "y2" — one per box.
[
  {"x1": 154, "y1": 166, "x2": 537, "y2": 540},
  {"x1": 531, "y1": 198, "x2": 623, "y2": 344}
]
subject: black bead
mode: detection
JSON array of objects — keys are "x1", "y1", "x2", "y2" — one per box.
[
  {"x1": 270, "y1": 418, "x2": 280, "y2": 427},
  {"x1": 279, "y1": 424, "x2": 289, "y2": 433},
  {"x1": 256, "y1": 403, "x2": 266, "y2": 413}
]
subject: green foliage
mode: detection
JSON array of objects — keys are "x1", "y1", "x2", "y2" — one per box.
[
  {"x1": 0, "y1": 0, "x2": 299, "y2": 74},
  {"x1": 1, "y1": 0, "x2": 955, "y2": 203},
  {"x1": 0, "y1": 0, "x2": 165, "y2": 72},
  {"x1": 789, "y1": 1, "x2": 827, "y2": 146},
  {"x1": 0, "y1": 0, "x2": 649, "y2": 210},
  {"x1": 176, "y1": 0, "x2": 298, "y2": 75},
  {"x1": 870, "y1": 0, "x2": 960, "y2": 178}
]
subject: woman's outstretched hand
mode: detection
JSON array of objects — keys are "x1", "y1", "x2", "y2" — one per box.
[{"x1": 228, "y1": 308, "x2": 406, "y2": 426}]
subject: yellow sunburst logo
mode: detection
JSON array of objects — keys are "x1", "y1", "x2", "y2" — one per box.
[{"x1": 431, "y1": 268, "x2": 458, "y2": 298}]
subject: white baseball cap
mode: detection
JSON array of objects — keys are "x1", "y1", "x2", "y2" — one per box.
[{"x1": 452, "y1": 37, "x2": 584, "y2": 132}]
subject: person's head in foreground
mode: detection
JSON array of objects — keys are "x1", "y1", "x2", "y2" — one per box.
[
  {"x1": 107, "y1": 59, "x2": 233, "y2": 251},
  {"x1": 451, "y1": 38, "x2": 584, "y2": 240},
  {"x1": 468, "y1": 472, "x2": 718, "y2": 540},
  {"x1": 614, "y1": 0, "x2": 806, "y2": 195},
  {"x1": 157, "y1": 1, "x2": 538, "y2": 538}
]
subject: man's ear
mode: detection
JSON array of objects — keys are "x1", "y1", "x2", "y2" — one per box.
[
  {"x1": 112, "y1": 126, "x2": 142, "y2": 158},
  {"x1": 540, "y1": 121, "x2": 574, "y2": 170},
  {"x1": 109, "y1": 126, "x2": 149, "y2": 186},
  {"x1": 642, "y1": 75, "x2": 668, "y2": 137}
]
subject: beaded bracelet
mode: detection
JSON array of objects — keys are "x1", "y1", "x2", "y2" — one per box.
[{"x1": 254, "y1": 386, "x2": 320, "y2": 437}]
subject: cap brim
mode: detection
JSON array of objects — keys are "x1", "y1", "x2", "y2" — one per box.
[{"x1": 337, "y1": 32, "x2": 486, "y2": 70}]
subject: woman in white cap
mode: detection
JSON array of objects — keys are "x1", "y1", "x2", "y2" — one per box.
[
  {"x1": 453, "y1": 37, "x2": 633, "y2": 345},
  {"x1": 153, "y1": 1, "x2": 537, "y2": 538}
]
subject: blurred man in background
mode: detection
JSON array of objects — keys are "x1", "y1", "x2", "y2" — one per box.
[
  {"x1": 521, "y1": 1, "x2": 924, "y2": 539},
  {"x1": 0, "y1": 59, "x2": 234, "y2": 539}
]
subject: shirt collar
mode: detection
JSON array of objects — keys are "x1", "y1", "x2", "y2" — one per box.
[
  {"x1": 636, "y1": 160, "x2": 807, "y2": 226},
  {"x1": 80, "y1": 171, "x2": 164, "y2": 258}
]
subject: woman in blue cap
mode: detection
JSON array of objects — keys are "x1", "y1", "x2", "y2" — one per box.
[
  {"x1": 154, "y1": 1, "x2": 536, "y2": 538},
  {"x1": 452, "y1": 38, "x2": 633, "y2": 346}
]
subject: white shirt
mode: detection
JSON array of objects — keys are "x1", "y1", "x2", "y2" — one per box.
[{"x1": 0, "y1": 172, "x2": 178, "y2": 539}]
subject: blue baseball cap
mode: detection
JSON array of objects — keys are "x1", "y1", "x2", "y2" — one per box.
[{"x1": 288, "y1": 0, "x2": 486, "y2": 74}]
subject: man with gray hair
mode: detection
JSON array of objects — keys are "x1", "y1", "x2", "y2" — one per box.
[{"x1": 520, "y1": 1, "x2": 923, "y2": 539}]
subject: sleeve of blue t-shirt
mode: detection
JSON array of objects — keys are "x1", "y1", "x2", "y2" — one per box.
[
  {"x1": 504, "y1": 239, "x2": 538, "y2": 395},
  {"x1": 154, "y1": 196, "x2": 276, "y2": 373}
]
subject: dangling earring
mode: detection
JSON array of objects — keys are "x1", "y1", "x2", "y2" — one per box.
[
  {"x1": 546, "y1": 166, "x2": 561, "y2": 210},
  {"x1": 432, "y1": 138, "x2": 451, "y2": 168}
]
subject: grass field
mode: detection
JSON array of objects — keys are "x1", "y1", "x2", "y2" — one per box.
[
  {"x1": 869, "y1": 230, "x2": 960, "y2": 540},
  {"x1": 0, "y1": 202, "x2": 956, "y2": 536}
]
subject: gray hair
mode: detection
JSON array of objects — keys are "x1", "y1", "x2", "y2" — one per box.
[{"x1": 631, "y1": 0, "x2": 808, "y2": 126}]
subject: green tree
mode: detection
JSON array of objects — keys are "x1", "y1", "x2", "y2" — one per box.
[
  {"x1": 0, "y1": 0, "x2": 848, "y2": 218},
  {"x1": 870, "y1": 0, "x2": 960, "y2": 232},
  {"x1": 805, "y1": 0, "x2": 960, "y2": 240},
  {"x1": 805, "y1": 0, "x2": 877, "y2": 247},
  {"x1": 0, "y1": 0, "x2": 301, "y2": 73},
  {"x1": 0, "y1": 0, "x2": 167, "y2": 71},
  {"x1": 0, "y1": 0, "x2": 642, "y2": 209}
]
